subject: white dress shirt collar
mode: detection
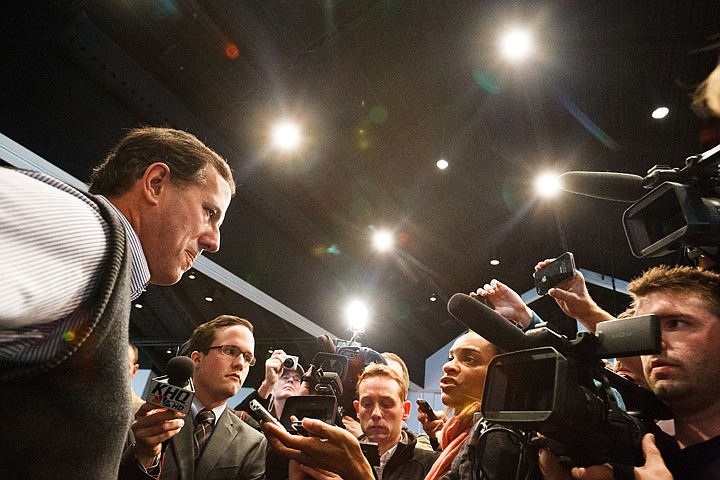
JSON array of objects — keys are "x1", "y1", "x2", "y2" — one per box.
[{"x1": 95, "y1": 195, "x2": 150, "y2": 300}]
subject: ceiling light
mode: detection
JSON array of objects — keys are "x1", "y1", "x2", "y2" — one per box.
[
  {"x1": 188, "y1": 273, "x2": 196, "y2": 280},
  {"x1": 134, "y1": 303, "x2": 143, "y2": 309},
  {"x1": 271, "y1": 120, "x2": 302, "y2": 151},
  {"x1": 372, "y1": 230, "x2": 395, "y2": 252},
  {"x1": 429, "y1": 294, "x2": 437, "y2": 302},
  {"x1": 345, "y1": 300, "x2": 368, "y2": 333},
  {"x1": 204, "y1": 296, "x2": 213, "y2": 302},
  {"x1": 437, "y1": 159, "x2": 448, "y2": 170},
  {"x1": 535, "y1": 172, "x2": 561, "y2": 197},
  {"x1": 652, "y1": 107, "x2": 669, "y2": 119},
  {"x1": 490, "y1": 259, "x2": 500, "y2": 266},
  {"x1": 499, "y1": 27, "x2": 533, "y2": 63}
]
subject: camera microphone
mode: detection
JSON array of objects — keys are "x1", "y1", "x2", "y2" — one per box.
[
  {"x1": 447, "y1": 293, "x2": 531, "y2": 353},
  {"x1": 145, "y1": 356, "x2": 195, "y2": 414},
  {"x1": 559, "y1": 171, "x2": 647, "y2": 202}
]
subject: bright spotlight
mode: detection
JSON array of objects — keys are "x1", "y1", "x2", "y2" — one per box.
[
  {"x1": 535, "y1": 172, "x2": 561, "y2": 197},
  {"x1": 652, "y1": 107, "x2": 669, "y2": 119},
  {"x1": 499, "y1": 28, "x2": 533, "y2": 63},
  {"x1": 373, "y1": 230, "x2": 395, "y2": 252},
  {"x1": 345, "y1": 300, "x2": 368, "y2": 333},
  {"x1": 437, "y1": 159, "x2": 449, "y2": 170},
  {"x1": 271, "y1": 120, "x2": 302, "y2": 151}
]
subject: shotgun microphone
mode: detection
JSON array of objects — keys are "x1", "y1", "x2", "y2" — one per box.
[{"x1": 558, "y1": 171, "x2": 647, "y2": 202}]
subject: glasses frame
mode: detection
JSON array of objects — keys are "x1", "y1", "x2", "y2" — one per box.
[{"x1": 202, "y1": 345, "x2": 256, "y2": 366}]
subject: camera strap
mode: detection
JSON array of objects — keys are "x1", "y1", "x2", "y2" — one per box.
[{"x1": 468, "y1": 419, "x2": 534, "y2": 480}]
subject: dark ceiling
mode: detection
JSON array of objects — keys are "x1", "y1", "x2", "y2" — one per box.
[{"x1": 3, "y1": 0, "x2": 720, "y2": 388}]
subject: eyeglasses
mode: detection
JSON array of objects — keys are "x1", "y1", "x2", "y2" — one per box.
[{"x1": 202, "y1": 345, "x2": 256, "y2": 366}]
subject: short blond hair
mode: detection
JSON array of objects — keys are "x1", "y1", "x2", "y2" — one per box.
[
  {"x1": 356, "y1": 363, "x2": 407, "y2": 403},
  {"x1": 381, "y1": 352, "x2": 410, "y2": 392}
]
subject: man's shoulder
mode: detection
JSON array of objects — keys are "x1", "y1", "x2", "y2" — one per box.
[
  {"x1": 410, "y1": 445, "x2": 440, "y2": 465},
  {"x1": 391, "y1": 433, "x2": 440, "y2": 466},
  {"x1": 665, "y1": 434, "x2": 720, "y2": 477}
]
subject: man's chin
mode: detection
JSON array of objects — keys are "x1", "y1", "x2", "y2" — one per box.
[
  {"x1": 365, "y1": 432, "x2": 388, "y2": 444},
  {"x1": 148, "y1": 269, "x2": 184, "y2": 286},
  {"x1": 650, "y1": 379, "x2": 687, "y2": 401}
]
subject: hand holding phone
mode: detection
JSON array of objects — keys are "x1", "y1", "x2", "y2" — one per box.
[
  {"x1": 249, "y1": 399, "x2": 286, "y2": 432},
  {"x1": 416, "y1": 398, "x2": 437, "y2": 421},
  {"x1": 291, "y1": 420, "x2": 319, "y2": 437},
  {"x1": 533, "y1": 252, "x2": 576, "y2": 295}
]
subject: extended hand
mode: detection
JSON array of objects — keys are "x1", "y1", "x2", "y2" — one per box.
[
  {"x1": 289, "y1": 459, "x2": 344, "y2": 480},
  {"x1": 259, "y1": 349, "x2": 286, "y2": 398},
  {"x1": 263, "y1": 418, "x2": 374, "y2": 480},
  {"x1": 417, "y1": 407, "x2": 445, "y2": 440},
  {"x1": 535, "y1": 260, "x2": 614, "y2": 332},
  {"x1": 473, "y1": 279, "x2": 533, "y2": 328},
  {"x1": 131, "y1": 402, "x2": 185, "y2": 467},
  {"x1": 539, "y1": 434, "x2": 673, "y2": 480}
]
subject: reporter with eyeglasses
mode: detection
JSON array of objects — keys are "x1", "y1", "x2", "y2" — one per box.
[{"x1": 119, "y1": 315, "x2": 267, "y2": 480}]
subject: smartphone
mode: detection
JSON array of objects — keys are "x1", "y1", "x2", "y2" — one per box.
[
  {"x1": 248, "y1": 399, "x2": 287, "y2": 432},
  {"x1": 359, "y1": 441, "x2": 380, "y2": 467},
  {"x1": 291, "y1": 420, "x2": 319, "y2": 437},
  {"x1": 533, "y1": 252, "x2": 576, "y2": 296},
  {"x1": 416, "y1": 398, "x2": 437, "y2": 421}
]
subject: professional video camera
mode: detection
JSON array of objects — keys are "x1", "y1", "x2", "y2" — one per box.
[
  {"x1": 624, "y1": 143, "x2": 720, "y2": 258},
  {"x1": 279, "y1": 336, "x2": 386, "y2": 429},
  {"x1": 560, "y1": 142, "x2": 720, "y2": 259},
  {"x1": 448, "y1": 293, "x2": 673, "y2": 467}
]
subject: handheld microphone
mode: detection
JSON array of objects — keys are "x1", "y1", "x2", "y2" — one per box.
[
  {"x1": 145, "y1": 356, "x2": 195, "y2": 414},
  {"x1": 447, "y1": 293, "x2": 531, "y2": 353},
  {"x1": 558, "y1": 171, "x2": 647, "y2": 202}
]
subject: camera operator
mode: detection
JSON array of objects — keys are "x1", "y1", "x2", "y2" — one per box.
[{"x1": 539, "y1": 265, "x2": 720, "y2": 480}]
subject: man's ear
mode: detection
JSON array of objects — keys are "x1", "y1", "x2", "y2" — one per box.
[
  {"x1": 190, "y1": 350, "x2": 202, "y2": 367},
  {"x1": 353, "y1": 400, "x2": 360, "y2": 414},
  {"x1": 402, "y1": 400, "x2": 411, "y2": 421},
  {"x1": 142, "y1": 162, "x2": 171, "y2": 205}
]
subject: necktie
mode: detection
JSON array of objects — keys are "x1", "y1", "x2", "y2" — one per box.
[{"x1": 193, "y1": 409, "x2": 216, "y2": 461}]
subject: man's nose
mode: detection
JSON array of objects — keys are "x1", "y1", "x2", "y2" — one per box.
[{"x1": 200, "y1": 225, "x2": 221, "y2": 253}]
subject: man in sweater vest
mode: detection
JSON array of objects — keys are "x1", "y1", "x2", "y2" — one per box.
[{"x1": 0, "y1": 127, "x2": 235, "y2": 479}]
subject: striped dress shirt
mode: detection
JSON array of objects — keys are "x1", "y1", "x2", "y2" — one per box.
[{"x1": 0, "y1": 168, "x2": 149, "y2": 364}]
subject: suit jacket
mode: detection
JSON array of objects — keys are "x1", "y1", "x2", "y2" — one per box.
[{"x1": 120, "y1": 408, "x2": 267, "y2": 480}]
